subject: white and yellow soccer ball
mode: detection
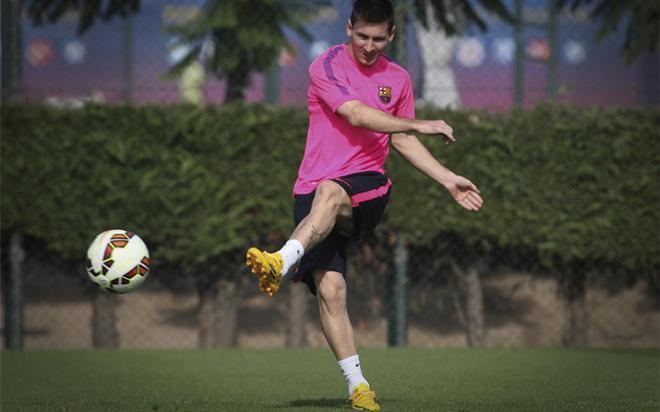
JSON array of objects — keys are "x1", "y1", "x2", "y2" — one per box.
[{"x1": 86, "y1": 230, "x2": 150, "y2": 293}]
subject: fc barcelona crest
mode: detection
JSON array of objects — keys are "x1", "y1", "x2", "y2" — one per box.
[{"x1": 378, "y1": 86, "x2": 392, "y2": 104}]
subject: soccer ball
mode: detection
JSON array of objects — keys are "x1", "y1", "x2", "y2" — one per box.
[{"x1": 86, "y1": 230, "x2": 150, "y2": 293}]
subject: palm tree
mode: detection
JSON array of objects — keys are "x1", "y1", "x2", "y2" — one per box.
[
  {"x1": 406, "y1": 0, "x2": 513, "y2": 346},
  {"x1": 26, "y1": 0, "x2": 140, "y2": 34},
  {"x1": 557, "y1": 0, "x2": 659, "y2": 63},
  {"x1": 409, "y1": 0, "x2": 658, "y2": 108},
  {"x1": 409, "y1": 0, "x2": 513, "y2": 108},
  {"x1": 167, "y1": 0, "x2": 319, "y2": 102}
]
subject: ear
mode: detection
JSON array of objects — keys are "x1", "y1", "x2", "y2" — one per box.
[
  {"x1": 389, "y1": 25, "x2": 396, "y2": 42},
  {"x1": 346, "y1": 19, "x2": 353, "y2": 37}
]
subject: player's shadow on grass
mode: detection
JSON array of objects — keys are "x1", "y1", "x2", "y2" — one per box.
[{"x1": 271, "y1": 398, "x2": 347, "y2": 409}]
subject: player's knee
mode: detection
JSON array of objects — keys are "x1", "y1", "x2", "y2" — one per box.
[
  {"x1": 317, "y1": 274, "x2": 347, "y2": 310},
  {"x1": 316, "y1": 181, "x2": 348, "y2": 211}
]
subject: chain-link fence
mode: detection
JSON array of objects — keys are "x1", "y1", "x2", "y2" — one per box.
[
  {"x1": 2, "y1": 227, "x2": 658, "y2": 350},
  {"x1": 2, "y1": 0, "x2": 658, "y2": 350},
  {"x1": 8, "y1": 0, "x2": 659, "y2": 108}
]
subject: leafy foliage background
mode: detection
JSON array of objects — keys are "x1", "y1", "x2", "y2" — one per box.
[{"x1": 2, "y1": 103, "x2": 658, "y2": 278}]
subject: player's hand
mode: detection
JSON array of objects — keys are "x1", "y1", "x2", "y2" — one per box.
[
  {"x1": 415, "y1": 120, "x2": 455, "y2": 144},
  {"x1": 445, "y1": 175, "x2": 483, "y2": 212}
]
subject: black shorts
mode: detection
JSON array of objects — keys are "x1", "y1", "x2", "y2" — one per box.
[{"x1": 292, "y1": 171, "x2": 391, "y2": 295}]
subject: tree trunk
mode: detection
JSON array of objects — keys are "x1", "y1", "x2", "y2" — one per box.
[
  {"x1": 180, "y1": 61, "x2": 205, "y2": 105},
  {"x1": 91, "y1": 290, "x2": 119, "y2": 348},
  {"x1": 560, "y1": 271, "x2": 588, "y2": 346},
  {"x1": 212, "y1": 277, "x2": 241, "y2": 347},
  {"x1": 198, "y1": 259, "x2": 243, "y2": 348},
  {"x1": 286, "y1": 282, "x2": 308, "y2": 347},
  {"x1": 448, "y1": 271, "x2": 466, "y2": 329},
  {"x1": 415, "y1": 0, "x2": 460, "y2": 108},
  {"x1": 449, "y1": 260, "x2": 485, "y2": 347},
  {"x1": 224, "y1": 69, "x2": 249, "y2": 102}
]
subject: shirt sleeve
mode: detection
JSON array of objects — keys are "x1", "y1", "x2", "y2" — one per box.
[
  {"x1": 395, "y1": 71, "x2": 416, "y2": 119},
  {"x1": 308, "y1": 48, "x2": 361, "y2": 113}
]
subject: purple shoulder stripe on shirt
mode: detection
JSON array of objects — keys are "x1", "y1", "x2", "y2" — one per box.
[
  {"x1": 382, "y1": 54, "x2": 406, "y2": 71},
  {"x1": 323, "y1": 46, "x2": 349, "y2": 96}
]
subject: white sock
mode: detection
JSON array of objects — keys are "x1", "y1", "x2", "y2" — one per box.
[
  {"x1": 338, "y1": 355, "x2": 368, "y2": 396},
  {"x1": 277, "y1": 239, "x2": 304, "y2": 277}
]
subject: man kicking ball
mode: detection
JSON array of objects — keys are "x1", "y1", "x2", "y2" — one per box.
[{"x1": 246, "y1": 0, "x2": 483, "y2": 410}]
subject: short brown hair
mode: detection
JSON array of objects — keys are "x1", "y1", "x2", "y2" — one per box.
[{"x1": 350, "y1": 0, "x2": 395, "y2": 32}]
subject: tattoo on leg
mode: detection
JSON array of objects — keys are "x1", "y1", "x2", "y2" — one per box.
[
  {"x1": 309, "y1": 224, "x2": 321, "y2": 247},
  {"x1": 291, "y1": 220, "x2": 327, "y2": 250}
]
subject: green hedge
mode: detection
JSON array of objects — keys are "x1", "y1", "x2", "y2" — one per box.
[
  {"x1": 1, "y1": 103, "x2": 305, "y2": 264},
  {"x1": 1, "y1": 103, "x2": 658, "y2": 274},
  {"x1": 387, "y1": 104, "x2": 659, "y2": 273}
]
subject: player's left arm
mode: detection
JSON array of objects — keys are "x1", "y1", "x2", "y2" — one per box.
[{"x1": 390, "y1": 132, "x2": 483, "y2": 212}]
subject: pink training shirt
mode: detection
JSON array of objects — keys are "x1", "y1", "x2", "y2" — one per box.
[{"x1": 293, "y1": 43, "x2": 416, "y2": 195}]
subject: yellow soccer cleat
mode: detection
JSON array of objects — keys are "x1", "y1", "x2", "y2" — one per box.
[
  {"x1": 245, "y1": 247, "x2": 284, "y2": 297},
  {"x1": 350, "y1": 383, "x2": 380, "y2": 411}
]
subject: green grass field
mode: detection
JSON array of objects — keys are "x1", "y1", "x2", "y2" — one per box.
[{"x1": 2, "y1": 348, "x2": 658, "y2": 411}]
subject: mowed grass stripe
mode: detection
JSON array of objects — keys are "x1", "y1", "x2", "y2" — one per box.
[{"x1": 2, "y1": 348, "x2": 658, "y2": 411}]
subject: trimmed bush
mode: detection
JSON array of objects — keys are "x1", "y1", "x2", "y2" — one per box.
[{"x1": 1, "y1": 103, "x2": 658, "y2": 276}]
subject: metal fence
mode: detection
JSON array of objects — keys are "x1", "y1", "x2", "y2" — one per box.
[
  {"x1": 2, "y1": 228, "x2": 658, "y2": 350},
  {"x1": 1, "y1": 0, "x2": 658, "y2": 350},
  {"x1": 4, "y1": 0, "x2": 659, "y2": 109}
]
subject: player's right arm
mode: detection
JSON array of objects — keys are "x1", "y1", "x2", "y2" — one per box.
[{"x1": 337, "y1": 100, "x2": 455, "y2": 142}]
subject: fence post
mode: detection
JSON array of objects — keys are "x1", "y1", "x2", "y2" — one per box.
[
  {"x1": 122, "y1": 14, "x2": 134, "y2": 103},
  {"x1": 513, "y1": 0, "x2": 524, "y2": 106},
  {"x1": 1, "y1": 0, "x2": 22, "y2": 101},
  {"x1": 547, "y1": 0, "x2": 559, "y2": 99},
  {"x1": 4, "y1": 231, "x2": 25, "y2": 349},
  {"x1": 388, "y1": 234, "x2": 408, "y2": 347}
]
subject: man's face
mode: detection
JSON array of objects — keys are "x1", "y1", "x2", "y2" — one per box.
[{"x1": 346, "y1": 19, "x2": 394, "y2": 66}]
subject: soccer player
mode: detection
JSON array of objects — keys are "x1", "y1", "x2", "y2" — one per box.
[{"x1": 246, "y1": 0, "x2": 483, "y2": 410}]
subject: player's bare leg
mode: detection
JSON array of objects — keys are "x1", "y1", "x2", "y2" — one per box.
[
  {"x1": 314, "y1": 270, "x2": 380, "y2": 411},
  {"x1": 314, "y1": 269, "x2": 358, "y2": 359},
  {"x1": 291, "y1": 180, "x2": 354, "y2": 250},
  {"x1": 246, "y1": 181, "x2": 353, "y2": 296}
]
